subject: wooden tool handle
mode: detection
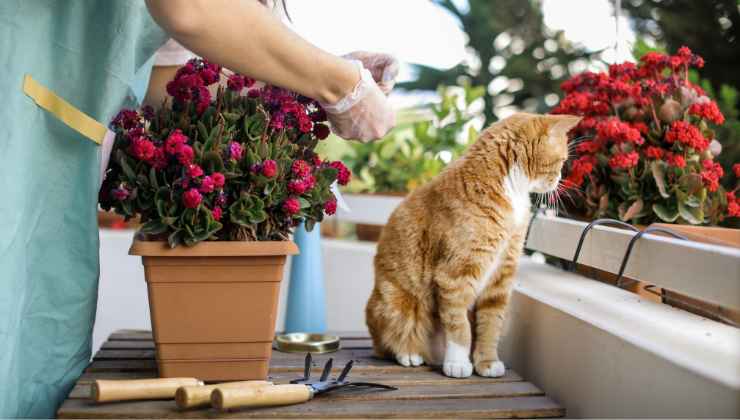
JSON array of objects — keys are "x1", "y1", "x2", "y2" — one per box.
[
  {"x1": 175, "y1": 381, "x2": 272, "y2": 409},
  {"x1": 212, "y1": 384, "x2": 312, "y2": 411},
  {"x1": 92, "y1": 378, "x2": 202, "y2": 403}
]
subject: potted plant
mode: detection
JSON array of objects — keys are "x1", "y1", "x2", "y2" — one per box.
[
  {"x1": 99, "y1": 58, "x2": 350, "y2": 381},
  {"x1": 553, "y1": 46, "x2": 738, "y2": 227},
  {"x1": 340, "y1": 84, "x2": 483, "y2": 240},
  {"x1": 552, "y1": 46, "x2": 739, "y2": 323}
]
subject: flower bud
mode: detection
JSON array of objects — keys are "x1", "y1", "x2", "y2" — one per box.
[
  {"x1": 709, "y1": 139, "x2": 722, "y2": 157},
  {"x1": 678, "y1": 86, "x2": 698, "y2": 108},
  {"x1": 658, "y1": 99, "x2": 683, "y2": 123}
]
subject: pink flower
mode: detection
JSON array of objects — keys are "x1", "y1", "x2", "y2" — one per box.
[
  {"x1": 130, "y1": 136, "x2": 156, "y2": 162},
  {"x1": 212, "y1": 172, "x2": 225, "y2": 188},
  {"x1": 291, "y1": 160, "x2": 311, "y2": 178},
  {"x1": 227, "y1": 74, "x2": 245, "y2": 92},
  {"x1": 283, "y1": 197, "x2": 301, "y2": 215},
  {"x1": 165, "y1": 129, "x2": 189, "y2": 154},
  {"x1": 229, "y1": 141, "x2": 243, "y2": 161},
  {"x1": 216, "y1": 192, "x2": 227, "y2": 207},
  {"x1": 288, "y1": 179, "x2": 308, "y2": 195},
  {"x1": 324, "y1": 198, "x2": 337, "y2": 215},
  {"x1": 183, "y1": 188, "x2": 202, "y2": 209},
  {"x1": 187, "y1": 164, "x2": 204, "y2": 178},
  {"x1": 262, "y1": 160, "x2": 278, "y2": 178},
  {"x1": 303, "y1": 175, "x2": 316, "y2": 191},
  {"x1": 177, "y1": 145, "x2": 195, "y2": 165},
  {"x1": 211, "y1": 206, "x2": 223, "y2": 221},
  {"x1": 329, "y1": 161, "x2": 351, "y2": 185},
  {"x1": 199, "y1": 176, "x2": 215, "y2": 193}
]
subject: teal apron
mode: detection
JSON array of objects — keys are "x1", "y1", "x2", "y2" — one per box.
[{"x1": 0, "y1": 1, "x2": 166, "y2": 417}]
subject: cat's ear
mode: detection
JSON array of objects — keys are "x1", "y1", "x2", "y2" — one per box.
[{"x1": 546, "y1": 115, "x2": 582, "y2": 137}]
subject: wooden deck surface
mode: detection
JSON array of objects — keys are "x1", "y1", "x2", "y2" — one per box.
[{"x1": 57, "y1": 330, "x2": 565, "y2": 418}]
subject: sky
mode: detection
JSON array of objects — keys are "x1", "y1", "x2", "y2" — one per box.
[{"x1": 287, "y1": 0, "x2": 637, "y2": 82}]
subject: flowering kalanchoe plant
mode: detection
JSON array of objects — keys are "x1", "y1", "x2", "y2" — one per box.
[
  {"x1": 553, "y1": 47, "x2": 739, "y2": 225},
  {"x1": 100, "y1": 58, "x2": 349, "y2": 247}
]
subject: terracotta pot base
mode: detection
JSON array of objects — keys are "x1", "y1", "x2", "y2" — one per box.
[
  {"x1": 157, "y1": 358, "x2": 270, "y2": 382},
  {"x1": 130, "y1": 240, "x2": 298, "y2": 381}
]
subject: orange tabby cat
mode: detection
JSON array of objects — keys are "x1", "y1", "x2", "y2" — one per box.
[{"x1": 366, "y1": 113, "x2": 581, "y2": 378}]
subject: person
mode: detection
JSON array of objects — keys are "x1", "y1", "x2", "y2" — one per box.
[{"x1": 0, "y1": 1, "x2": 397, "y2": 417}]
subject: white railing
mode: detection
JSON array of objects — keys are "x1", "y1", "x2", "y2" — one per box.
[{"x1": 332, "y1": 194, "x2": 740, "y2": 312}]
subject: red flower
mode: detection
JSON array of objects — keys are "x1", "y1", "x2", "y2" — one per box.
[
  {"x1": 688, "y1": 101, "x2": 725, "y2": 125},
  {"x1": 733, "y1": 163, "x2": 740, "y2": 178},
  {"x1": 597, "y1": 118, "x2": 643, "y2": 145},
  {"x1": 645, "y1": 146, "x2": 664, "y2": 160},
  {"x1": 665, "y1": 153, "x2": 686, "y2": 168},
  {"x1": 130, "y1": 136, "x2": 156, "y2": 162},
  {"x1": 665, "y1": 120, "x2": 709, "y2": 151},
  {"x1": 165, "y1": 129, "x2": 189, "y2": 154},
  {"x1": 261, "y1": 160, "x2": 278, "y2": 178},
  {"x1": 211, "y1": 206, "x2": 223, "y2": 221},
  {"x1": 330, "y1": 161, "x2": 351, "y2": 185},
  {"x1": 608, "y1": 151, "x2": 639, "y2": 170},
  {"x1": 727, "y1": 192, "x2": 740, "y2": 217},
  {"x1": 324, "y1": 198, "x2": 337, "y2": 215},
  {"x1": 183, "y1": 188, "x2": 202, "y2": 208},
  {"x1": 112, "y1": 109, "x2": 140, "y2": 130},
  {"x1": 283, "y1": 197, "x2": 301, "y2": 215},
  {"x1": 313, "y1": 123, "x2": 330, "y2": 140},
  {"x1": 700, "y1": 160, "x2": 724, "y2": 192},
  {"x1": 212, "y1": 172, "x2": 225, "y2": 188},
  {"x1": 291, "y1": 160, "x2": 311, "y2": 178},
  {"x1": 199, "y1": 176, "x2": 215, "y2": 193},
  {"x1": 177, "y1": 145, "x2": 195, "y2": 165}
]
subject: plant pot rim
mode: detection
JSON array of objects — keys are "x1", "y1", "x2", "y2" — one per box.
[{"x1": 129, "y1": 239, "x2": 299, "y2": 257}]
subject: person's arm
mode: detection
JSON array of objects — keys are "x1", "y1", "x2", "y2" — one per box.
[{"x1": 145, "y1": 0, "x2": 358, "y2": 105}]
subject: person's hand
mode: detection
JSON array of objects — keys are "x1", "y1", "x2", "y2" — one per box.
[
  {"x1": 343, "y1": 51, "x2": 399, "y2": 95},
  {"x1": 320, "y1": 60, "x2": 395, "y2": 142}
]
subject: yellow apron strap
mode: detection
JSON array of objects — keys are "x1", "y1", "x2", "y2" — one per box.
[{"x1": 23, "y1": 74, "x2": 107, "y2": 145}]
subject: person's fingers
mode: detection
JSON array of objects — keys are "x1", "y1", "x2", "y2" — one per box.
[{"x1": 343, "y1": 51, "x2": 399, "y2": 95}]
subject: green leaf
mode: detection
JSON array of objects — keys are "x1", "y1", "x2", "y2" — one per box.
[
  {"x1": 653, "y1": 203, "x2": 679, "y2": 222},
  {"x1": 118, "y1": 151, "x2": 136, "y2": 180},
  {"x1": 650, "y1": 161, "x2": 670, "y2": 198},
  {"x1": 149, "y1": 167, "x2": 159, "y2": 190},
  {"x1": 167, "y1": 230, "x2": 182, "y2": 248},
  {"x1": 298, "y1": 197, "x2": 311, "y2": 209},
  {"x1": 140, "y1": 220, "x2": 168, "y2": 235},
  {"x1": 197, "y1": 121, "x2": 209, "y2": 142},
  {"x1": 678, "y1": 201, "x2": 704, "y2": 225}
]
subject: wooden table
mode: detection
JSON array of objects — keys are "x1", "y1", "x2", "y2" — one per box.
[{"x1": 58, "y1": 330, "x2": 565, "y2": 418}]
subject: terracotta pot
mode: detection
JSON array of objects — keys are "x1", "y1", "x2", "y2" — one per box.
[{"x1": 129, "y1": 240, "x2": 298, "y2": 381}]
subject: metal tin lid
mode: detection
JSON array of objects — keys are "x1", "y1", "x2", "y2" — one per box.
[{"x1": 274, "y1": 333, "x2": 340, "y2": 354}]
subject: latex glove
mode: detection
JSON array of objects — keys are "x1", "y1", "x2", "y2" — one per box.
[
  {"x1": 320, "y1": 60, "x2": 395, "y2": 142},
  {"x1": 343, "y1": 51, "x2": 399, "y2": 95}
]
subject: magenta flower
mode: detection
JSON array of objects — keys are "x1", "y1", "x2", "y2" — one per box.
[
  {"x1": 291, "y1": 160, "x2": 311, "y2": 178},
  {"x1": 165, "y1": 129, "x2": 188, "y2": 154},
  {"x1": 177, "y1": 145, "x2": 195, "y2": 165},
  {"x1": 229, "y1": 141, "x2": 243, "y2": 161},
  {"x1": 313, "y1": 123, "x2": 330, "y2": 140},
  {"x1": 183, "y1": 188, "x2": 202, "y2": 209},
  {"x1": 262, "y1": 160, "x2": 278, "y2": 178},
  {"x1": 211, "y1": 206, "x2": 223, "y2": 221},
  {"x1": 151, "y1": 147, "x2": 168, "y2": 170},
  {"x1": 288, "y1": 179, "x2": 308, "y2": 195},
  {"x1": 199, "y1": 176, "x2": 215, "y2": 193},
  {"x1": 187, "y1": 164, "x2": 204, "y2": 178},
  {"x1": 212, "y1": 172, "x2": 225, "y2": 188},
  {"x1": 282, "y1": 197, "x2": 300, "y2": 215},
  {"x1": 227, "y1": 74, "x2": 245, "y2": 92},
  {"x1": 330, "y1": 161, "x2": 351, "y2": 185},
  {"x1": 130, "y1": 136, "x2": 156, "y2": 162},
  {"x1": 324, "y1": 198, "x2": 337, "y2": 215},
  {"x1": 111, "y1": 186, "x2": 130, "y2": 201}
]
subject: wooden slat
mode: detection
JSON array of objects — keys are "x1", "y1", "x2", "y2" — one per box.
[
  {"x1": 58, "y1": 395, "x2": 563, "y2": 418},
  {"x1": 101, "y1": 340, "x2": 155, "y2": 350},
  {"x1": 108, "y1": 330, "x2": 153, "y2": 341},
  {"x1": 526, "y1": 215, "x2": 740, "y2": 309}
]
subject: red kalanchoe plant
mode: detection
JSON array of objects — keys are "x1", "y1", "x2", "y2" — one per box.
[
  {"x1": 100, "y1": 58, "x2": 344, "y2": 247},
  {"x1": 553, "y1": 47, "x2": 738, "y2": 225}
]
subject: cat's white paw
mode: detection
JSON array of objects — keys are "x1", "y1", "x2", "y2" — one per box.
[
  {"x1": 443, "y1": 360, "x2": 473, "y2": 378},
  {"x1": 476, "y1": 360, "x2": 505, "y2": 377},
  {"x1": 396, "y1": 353, "x2": 424, "y2": 367}
]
